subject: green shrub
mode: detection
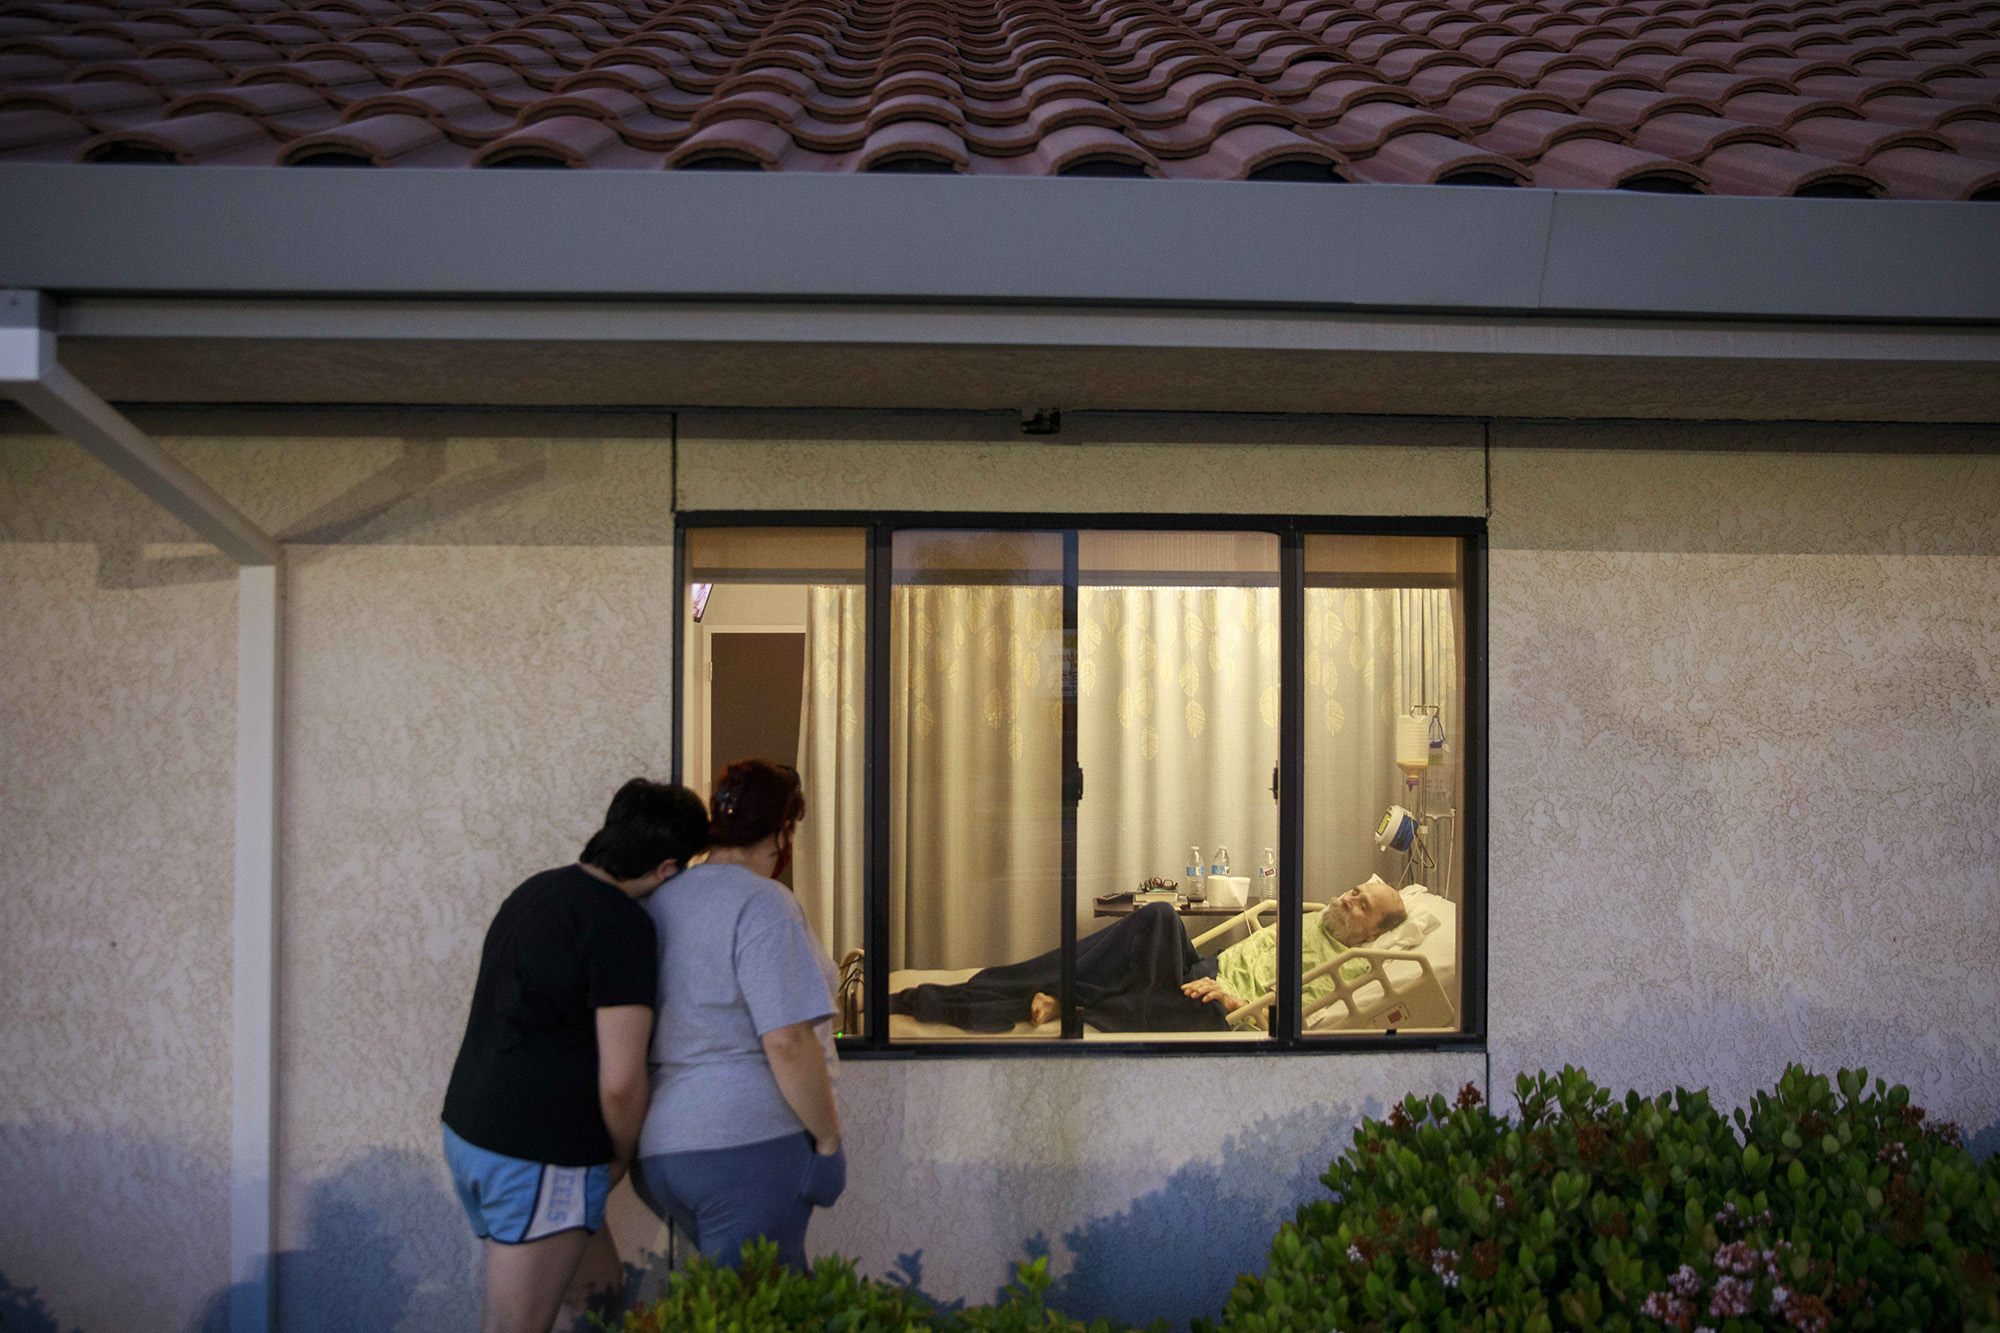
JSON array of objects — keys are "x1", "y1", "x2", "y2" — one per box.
[
  {"x1": 598, "y1": 1242, "x2": 1154, "y2": 1333},
  {"x1": 1207, "y1": 1065, "x2": 2000, "y2": 1333}
]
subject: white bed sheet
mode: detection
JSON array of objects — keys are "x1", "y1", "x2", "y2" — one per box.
[
  {"x1": 884, "y1": 892, "x2": 1460, "y2": 1039},
  {"x1": 1311, "y1": 889, "x2": 1460, "y2": 1032}
]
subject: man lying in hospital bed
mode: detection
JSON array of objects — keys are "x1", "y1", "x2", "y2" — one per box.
[{"x1": 886, "y1": 876, "x2": 1457, "y2": 1036}]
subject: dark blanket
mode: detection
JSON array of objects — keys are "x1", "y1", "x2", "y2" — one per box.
[{"x1": 889, "y1": 902, "x2": 1230, "y2": 1033}]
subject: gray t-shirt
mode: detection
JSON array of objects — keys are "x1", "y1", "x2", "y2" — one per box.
[{"x1": 637, "y1": 862, "x2": 838, "y2": 1157}]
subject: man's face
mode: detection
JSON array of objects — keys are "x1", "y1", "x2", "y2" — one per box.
[{"x1": 1324, "y1": 880, "x2": 1402, "y2": 945}]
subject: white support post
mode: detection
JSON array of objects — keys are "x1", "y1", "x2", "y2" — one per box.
[
  {"x1": 231, "y1": 562, "x2": 282, "y2": 1333},
  {"x1": 3, "y1": 290, "x2": 283, "y2": 1333}
]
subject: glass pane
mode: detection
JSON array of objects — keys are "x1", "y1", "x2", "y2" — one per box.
[
  {"x1": 886, "y1": 531, "x2": 1065, "y2": 1042},
  {"x1": 682, "y1": 527, "x2": 867, "y2": 1036},
  {"x1": 1299, "y1": 534, "x2": 1465, "y2": 1037},
  {"x1": 1075, "y1": 530, "x2": 1279, "y2": 1043}
]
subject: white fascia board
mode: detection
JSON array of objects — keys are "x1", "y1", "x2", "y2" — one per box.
[{"x1": 58, "y1": 298, "x2": 2000, "y2": 365}]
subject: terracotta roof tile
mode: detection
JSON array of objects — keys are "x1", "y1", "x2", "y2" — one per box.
[
  {"x1": 0, "y1": 74, "x2": 162, "y2": 125},
  {"x1": 2, "y1": 0, "x2": 1993, "y2": 194},
  {"x1": 1633, "y1": 107, "x2": 1787, "y2": 152},
  {"x1": 78, "y1": 103, "x2": 273, "y2": 156},
  {"x1": 1474, "y1": 104, "x2": 1626, "y2": 154},
  {"x1": 280, "y1": 106, "x2": 461, "y2": 160},
  {"x1": 1533, "y1": 131, "x2": 1710, "y2": 183},
  {"x1": 0, "y1": 102, "x2": 90, "y2": 153},
  {"x1": 1701, "y1": 137, "x2": 1887, "y2": 190},
  {"x1": 1936, "y1": 116, "x2": 2000, "y2": 154},
  {"x1": 1347, "y1": 127, "x2": 1529, "y2": 178},
  {"x1": 1788, "y1": 108, "x2": 1947, "y2": 155},
  {"x1": 1867, "y1": 139, "x2": 2000, "y2": 192}
]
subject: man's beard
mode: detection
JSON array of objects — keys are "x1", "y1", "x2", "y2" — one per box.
[{"x1": 1324, "y1": 911, "x2": 1364, "y2": 946}]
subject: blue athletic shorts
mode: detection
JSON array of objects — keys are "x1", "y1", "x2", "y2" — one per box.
[{"x1": 442, "y1": 1124, "x2": 611, "y2": 1245}]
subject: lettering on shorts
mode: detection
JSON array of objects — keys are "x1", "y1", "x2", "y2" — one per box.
[{"x1": 524, "y1": 1164, "x2": 590, "y2": 1241}]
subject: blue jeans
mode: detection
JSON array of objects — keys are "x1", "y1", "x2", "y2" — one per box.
[{"x1": 633, "y1": 1131, "x2": 846, "y2": 1271}]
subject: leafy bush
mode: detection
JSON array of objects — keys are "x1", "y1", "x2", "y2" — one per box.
[
  {"x1": 598, "y1": 1243, "x2": 1153, "y2": 1333},
  {"x1": 1207, "y1": 1065, "x2": 2000, "y2": 1333}
]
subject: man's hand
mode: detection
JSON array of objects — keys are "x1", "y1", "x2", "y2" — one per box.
[{"x1": 1182, "y1": 977, "x2": 1245, "y2": 1011}]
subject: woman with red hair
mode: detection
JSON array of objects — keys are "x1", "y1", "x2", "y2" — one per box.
[{"x1": 629, "y1": 759, "x2": 846, "y2": 1271}]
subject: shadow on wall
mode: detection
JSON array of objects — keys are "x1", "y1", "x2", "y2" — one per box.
[
  {"x1": 87, "y1": 437, "x2": 563, "y2": 591},
  {"x1": 0, "y1": 1271, "x2": 80, "y2": 1333},
  {"x1": 1020, "y1": 1101, "x2": 1379, "y2": 1330},
  {"x1": 194, "y1": 1149, "x2": 479, "y2": 1333},
  {"x1": 1967, "y1": 1119, "x2": 1999, "y2": 1164}
]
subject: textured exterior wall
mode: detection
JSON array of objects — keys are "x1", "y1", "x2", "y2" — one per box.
[
  {"x1": 0, "y1": 435, "x2": 235, "y2": 1333},
  {"x1": 815, "y1": 1052, "x2": 1484, "y2": 1326},
  {"x1": 676, "y1": 410, "x2": 1487, "y2": 514},
  {"x1": 1486, "y1": 428, "x2": 2000, "y2": 1129},
  {"x1": 4, "y1": 409, "x2": 1998, "y2": 1332}
]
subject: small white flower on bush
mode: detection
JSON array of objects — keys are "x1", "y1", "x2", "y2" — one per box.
[
  {"x1": 1430, "y1": 1248, "x2": 1460, "y2": 1289},
  {"x1": 1668, "y1": 1264, "x2": 1702, "y2": 1298},
  {"x1": 1709, "y1": 1276, "x2": 1754, "y2": 1319},
  {"x1": 1346, "y1": 1244, "x2": 1364, "y2": 1264},
  {"x1": 1642, "y1": 1291, "x2": 1692, "y2": 1326}
]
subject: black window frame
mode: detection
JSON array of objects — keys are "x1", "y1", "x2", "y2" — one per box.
[{"x1": 675, "y1": 510, "x2": 1487, "y2": 1058}]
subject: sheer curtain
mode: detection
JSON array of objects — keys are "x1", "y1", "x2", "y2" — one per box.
[
  {"x1": 792, "y1": 585, "x2": 865, "y2": 959},
  {"x1": 797, "y1": 581, "x2": 1459, "y2": 972},
  {"x1": 1075, "y1": 586, "x2": 1281, "y2": 910},
  {"x1": 1302, "y1": 587, "x2": 1459, "y2": 902},
  {"x1": 889, "y1": 585, "x2": 1063, "y2": 970}
]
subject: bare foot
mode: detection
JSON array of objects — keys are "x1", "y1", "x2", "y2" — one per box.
[{"x1": 1029, "y1": 992, "x2": 1059, "y2": 1026}]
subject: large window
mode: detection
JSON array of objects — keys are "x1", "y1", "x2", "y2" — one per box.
[{"x1": 678, "y1": 515, "x2": 1483, "y2": 1054}]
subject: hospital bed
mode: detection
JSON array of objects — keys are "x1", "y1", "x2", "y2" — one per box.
[{"x1": 849, "y1": 886, "x2": 1458, "y2": 1041}]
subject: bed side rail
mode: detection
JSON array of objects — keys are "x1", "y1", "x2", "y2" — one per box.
[{"x1": 1223, "y1": 946, "x2": 1450, "y2": 1032}]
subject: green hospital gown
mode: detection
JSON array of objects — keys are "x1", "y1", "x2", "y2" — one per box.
[{"x1": 1211, "y1": 921, "x2": 1370, "y2": 1028}]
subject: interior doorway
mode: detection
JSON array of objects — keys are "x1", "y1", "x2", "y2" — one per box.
[{"x1": 703, "y1": 627, "x2": 806, "y2": 887}]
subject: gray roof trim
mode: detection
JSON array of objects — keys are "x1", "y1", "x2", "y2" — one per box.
[
  {"x1": 57, "y1": 298, "x2": 2000, "y2": 363},
  {"x1": 4, "y1": 164, "x2": 1998, "y2": 322}
]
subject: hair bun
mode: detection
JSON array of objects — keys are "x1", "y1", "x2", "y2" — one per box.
[{"x1": 708, "y1": 759, "x2": 805, "y2": 848}]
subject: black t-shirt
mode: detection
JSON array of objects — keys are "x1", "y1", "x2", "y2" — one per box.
[{"x1": 441, "y1": 865, "x2": 658, "y2": 1167}]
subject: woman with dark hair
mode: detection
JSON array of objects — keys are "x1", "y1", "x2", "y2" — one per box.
[
  {"x1": 442, "y1": 778, "x2": 709, "y2": 1333},
  {"x1": 631, "y1": 758, "x2": 846, "y2": 1271}
]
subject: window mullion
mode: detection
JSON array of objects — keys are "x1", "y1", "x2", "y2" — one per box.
[
  {"x1": 864, "y1": 523, "x2": 893, "y2": 1050},
  {"x1": 1276, "y1": 531, "x2": 1305, "y2": 1046},
  {"x1": 1059, "y1": 529, "x2": 1081, "y2": 1041},
  {"x1": 670, "y1": 523, "x2": 687, "y2": 787}
]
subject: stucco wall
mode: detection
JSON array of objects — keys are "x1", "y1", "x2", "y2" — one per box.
[
  {"x1": 0, "y1": 435, "x2": 235, "y2": 1333},
  {"x1": 1484, "y1": 426, "x2": 2000, "y2": 1120},
  {"x1": 2, "y1": 409, "x2": 1997, "y2": 1333}
]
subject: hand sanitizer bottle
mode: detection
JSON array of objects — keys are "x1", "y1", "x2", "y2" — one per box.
[
  {"x1": 1185, "y1": 846, "x2": 1206, "y2": 902},
  {"x1": 1258, "y1": 847, "x2": 1277, "y2": 900}
]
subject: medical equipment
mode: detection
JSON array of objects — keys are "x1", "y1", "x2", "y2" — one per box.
[
  {"x1": 1377, "y1": 802, "x2": 1441, "y2": 891},
  {"x1": 1375, "y1": 805, "x2": 1417, "y2": 853},
  {"x1": 1395, "y1": 713, "x2": 1430, "y2": 790}
]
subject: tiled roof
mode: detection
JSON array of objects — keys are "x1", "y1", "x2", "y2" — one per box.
[{"x1": 2, "y1": 0, "x2": 1996, "y2": 195}]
